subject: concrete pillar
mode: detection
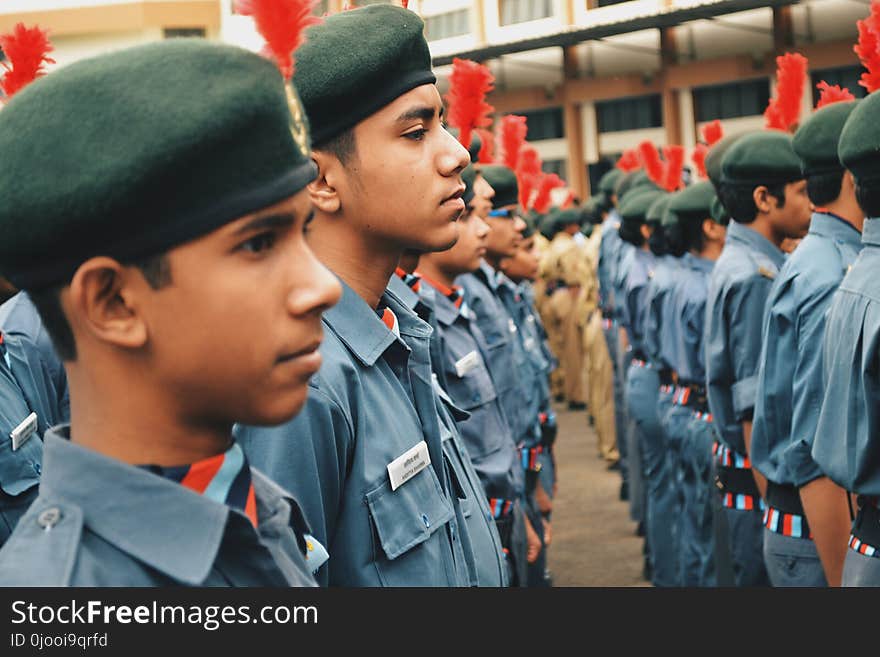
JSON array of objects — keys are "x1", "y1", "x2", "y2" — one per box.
[
  {"x1": 660, "y1": 26, "x2": 681, "y2": 146},
  {"x1": 563, "y1": 46, "x2": 589, "y2": 198}
]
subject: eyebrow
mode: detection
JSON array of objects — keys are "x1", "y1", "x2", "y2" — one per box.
[
  {"x1": 233, "y1": 212, "x2": 297, "y2": 236},
  {"x1": 396, "y1": 105, "x2": 441, "y2": 124}
]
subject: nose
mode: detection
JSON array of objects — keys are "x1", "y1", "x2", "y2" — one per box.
[
  {"x1": 475, "y1": 216, "x2": 490, "y2": 238},
  {"x1": 438, "y1": 127, "x2": 470, "y2": 177},
  {"x1": 513, "y1": 215, "x2": 527, "y2": 234},
  {"x1": 289, "y1": 248, "x2": 342, "y2": 317}
]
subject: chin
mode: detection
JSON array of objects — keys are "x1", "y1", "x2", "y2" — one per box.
[{"x1": 243, "y1": 388, "x2": 308, "y2": 427}]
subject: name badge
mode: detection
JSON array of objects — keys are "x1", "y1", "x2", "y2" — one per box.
[
  {"x1": 11, "y1": 411, "x2": 37, "y2": 451},
  {"x1": 455, "y1": 350, "x2": 480, "y2": 377},
  {"x1": 387, "y1": 441, "x2": 431, "y2": 491},
  {"x1": 302, "y1": 533, "x2": 330, "y2": 574},
  {"x1": 508, "y1": 318, "x2": 518, "y2": 334}
]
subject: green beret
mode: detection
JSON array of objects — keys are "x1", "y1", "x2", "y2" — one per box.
[
  {"x1": 480, "y1": 165, "x2": 519, "y2": 209},
  {"x1": 581, "y1": 196, "x2": 603, "y2": 225},
  {"x1": 705, "y1": 133, "x2": 750, "y2": 186},
  {"x1": 721, "y1": 131, "x2": 804, "y2": 187},
  {"x1": 617, "y1": 170, "x2": 660, "y2": 202},
  {"x1": 646, "y1": 194, "x2": 672, "y2": 226},
  {"x1": 554, "y1": 208, "x2": 582, "y2": 230},
  {"x1": 710, "y1": 196, "x2": 731, "y2": 226},
  {"x1": 539, "y1": 210, "x2": 560, "y2": 240},
  {"x1": 293, "y1": 5, "x2": 436, "y2": 146},
  {"x1": 668, "y1": 181, "x2": 716, "y2": 217},
  {"x1": 794, "y1": 101, "x2": 858, "y2": 177},
  {"x1": 468, "y1": 131, "x2": 483, "y2": 165},
  {"x1": 598, "y1": 168, "x2": 623, "y2": 195},
  {"x1": 838, "y1": 93, "x2": 880, "y2": 185},
  {"x1": 619, "y1": 188, "x2": 664, "y2": 223},
  {"x1": 0, "y1": 40, "x2": 316, "y2": 290},
  {"x1": 581, "y1": 223, "x2": 594, "y2": 238},
  {"x1": 462, "y1": 165, "x2": 477, "y2": 206}
]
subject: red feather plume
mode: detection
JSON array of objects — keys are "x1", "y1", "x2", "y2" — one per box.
[
  {"x1": 638, "y1": 141, "x2": 664, "y2": 188},
  {"x1": 532, "y1": 173, "x2": 565, "y2": 214},
  {"x1": 855, "y1": 2, "x2": 880, "y2": 93},
  {"x1": 692, "y1": 143, "x2": 709, "y2": 180},
  {"x1": 764, "y1": 52, "x2": 808, "y2": 132},
  {"x1": 401, "y1": 0, "x2": 409, "y2": 8},
  {"x1": 444, "y1": 58, "x2": 495, "y2": 150},
  {"x1": 516, "y1": 145, "x2": 542, "y2": 209},
  {"x1": 560, "y1": 190, "x2": 575, "y2": 210},
  {"x1": 815, "y1": 81, "x2": 856, "y2": 109},
  {"x1": 0, "y1": 24, "x2": 55, "y2": 99},
  {"x1": 662, "y1": 145, "x2": 685, "y2": 192},
  {"x1": 616, "y1": 149, "x2": 641, "y2": 172},
  {"x1": 476, "y1": 128, "x2": 495, "y2": 164},
  {"x1": 235, "y1": 0, "x2": 321, "y2": 80},
  {"x1": 701, "y1": 120, "x2": 723, "y2": 147},
  {"x1": 499, "y1": 115, "x2": 528, "y2": 171}
]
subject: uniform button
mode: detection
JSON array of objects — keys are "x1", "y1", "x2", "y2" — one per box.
[
  {"x1": 421, "y1": 513, "x2": 430, "y2": 529},
  {"x1": 37, "y1": 507, "x2": 62, "y2": 530},
  {"x1": 33, "y1": 462, "x2": 41, "y2": 475}
]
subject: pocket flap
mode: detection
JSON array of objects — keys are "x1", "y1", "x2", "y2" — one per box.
[
  {"x1": 365, "y1": 465, "x2": 454, "y2": 561},
  {"x1": 0, "y1": 432, "x2": 42, "y2": 497}
]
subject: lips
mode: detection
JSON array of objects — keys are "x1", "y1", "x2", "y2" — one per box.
[
  {"x1": 442, "y1": 184, "x2": 466, "y2": 205},
  {"x1": 277, "y1": 338, "x2": 322, "y2": 364}
]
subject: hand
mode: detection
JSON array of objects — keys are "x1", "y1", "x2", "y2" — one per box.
[
  {"x1": 535, "y1": 481, "x2": 553, "y2": 515},
  {"x1": 524, "y1": 512, "x2": 543, "y2": 563},
  {"x1": 542, "y1": 518, "x2": 552, "y2": 547}
]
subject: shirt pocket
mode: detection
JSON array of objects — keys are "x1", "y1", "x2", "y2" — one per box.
[
  {"x1": 0, "y1": 427, "x2": 42, "y2": 497},
  {"x1": 364, "y1": 463, "x2": 454, "y2": 585}
]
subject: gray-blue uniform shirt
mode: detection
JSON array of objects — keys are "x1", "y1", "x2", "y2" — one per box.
[
  {"x1": 598, "y1": 210, "x2": 623, "y2": 312},
  {"x1": 237, "y1": 280, "x2": 463, "y2": 587},
  {"x1": 752, "y1": 213, "x2": 863, "y2": 486},
  {"x1": 0, "y1": 333, "x2": 70, "y2": 545},
  {"x1": 813, "y1": 218, "x2": 880, "y2": 495},
  {"x1": 668, "y1": 254, "x2": 715, "y2": 385},
  {"x1": 704, "y1": 221, "x2": 785, "y2": 454},
  {"x1": 0, "y1": 428, "x2": 317, "y2": 586},
  {"x1": 644, "y1": 254, "x2": 683, "y2": 369},
  {"x1": 621, "y1": 249, "x2": 655, "y2": 356}
]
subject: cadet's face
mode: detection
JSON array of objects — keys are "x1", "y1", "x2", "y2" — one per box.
[
  {"x1": 774, "y1": 179, "x2": 812, "y2": 239},
  {"x1": 145, "y1": 190, "x2": 341, "y2": 426},
  {"x1": 486, "y1": 204, "x2": 526, "y2": 259},
  {"x1": 432, "y1": 211, "x2": 489, "y2": 275},
  {"x1": 472, "y1": 175, "x2": 495, "y2": 218},
  {"x1": 501, "y1": 236, "x2": 539, "y2": 282},
  {"x1": 347, "y1": 84, "x2": 470, "y2": 252}
]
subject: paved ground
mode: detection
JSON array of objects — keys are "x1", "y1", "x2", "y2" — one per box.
[{"x1": 546, "y1": 403, "x2": 650, "y2": 587}]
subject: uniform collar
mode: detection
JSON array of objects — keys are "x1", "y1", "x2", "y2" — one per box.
[
  {"x1": 726, "y1": 220, "x2": 785, "y2": 268},
  {"x1": 476, "y1": 260, "x2": 502, "y2": 292},
  {"x1": 38, "y1": 428, "x2": 257, "y2": 585},
  {"x1": 426, "y1": 281, "x2": 466, "y2": 327},
  {"x1": 323, "y1": 278, "x2": 430, "y2": 367},
  {"x1": 863, "y1": 217, "x2": 880, "y2": 247},
  {"x1": 808, "y1": 212, "x2": 862, "y2": 248},
  {"x1": 688, "y1": 253, "x2": 715, "y2": 273}
]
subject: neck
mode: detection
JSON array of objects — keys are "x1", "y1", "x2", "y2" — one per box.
[
  {"x1": 743, "y1": 217, "x2": 783, "y2": 249},
  {"x1": 484, "y1": 253, "x2": 502, "y2": 270},
  {"x1": 65, "y1": 361, "x2": 232, "y2": 467},
  {"x1": 822, "y1": 198, "x2": 865, "y2": 233},
  {"x1": 696, "y1": 241, "x2": 723, "y2": 262},
  {"x1": 307, "y1": 211, "x2": 400, "y2": 309},
  {"x1": 417, "y1": 256, "x2": 458, "y2": 290}
]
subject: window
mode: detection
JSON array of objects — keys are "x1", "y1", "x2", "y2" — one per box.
[
  {"x1": 425, "y1": 9, "x2": 470, "y2": 41},
  {"x1": 543, "y1": 159, "x2": 567, "y2": 178},
  {"x1": 517, "y1": 107, "x2": 564, "y2": 140},
  {"x1": 693, "y1": 78, "x2": 770, "y2": 122},
  {"x1": 163, "y1": 28, "x2": 206, "y2": 38},
  {"x1": 596, "y1": 95, "x2": 662, "y2": 132},
  {"x1": 499, "y1": 0, "x2": 554, "y2": 26},
  {"x1": 810, "y1": 65, "x2": 867, "y2": 105}
]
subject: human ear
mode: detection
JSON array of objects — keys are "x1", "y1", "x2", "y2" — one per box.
[{"x1": 308, "y1": 152, "x2": 342, "y2": 214}]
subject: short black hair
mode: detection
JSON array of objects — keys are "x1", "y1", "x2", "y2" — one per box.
[
  {"x1": 717, "y1": 182, "x2": 787, "y2": 224},
  {"x1": 806, "y1": 170, "x2": 844, "y2": 207},
  {"x1": 30, "y1": 253, "x2": 172, "y2": 361},
  {"x1": 675, "y1": 210, "x2": 710, "y2": 255},
  {"x1": 856, "y1": 181, "x2": 880, "y2": 218},
  {"x1": 619, "y1": 219, "x2": 645, "y2": 247},
  {"x1": 648, "y1": 224, "x2": 669, "y2": 256},
  {"x1": 316, "y1": 128, "x2": 357, "y2": 166}
]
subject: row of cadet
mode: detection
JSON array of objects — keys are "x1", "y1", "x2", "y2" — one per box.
[
  {"x1": 0, "y1": 3, "x2": 578, "y2": 586},
  {"x1": 576, "y1": 47, "x2": 880, "y2": 586}
]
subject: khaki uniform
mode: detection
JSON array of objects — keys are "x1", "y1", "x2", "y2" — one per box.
[{"x1": 583, "y1": 226, "x2": 618, "y2": 461}]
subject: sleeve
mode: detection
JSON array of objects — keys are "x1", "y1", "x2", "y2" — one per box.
[
  {"x1": 725, "y1": 274, "x2": 774, "y2": 420},
  {"x1": 234, "y1": 383, "x2": 353, "y2": 584},
  {"x1": 751, "y1": 278, "x2": 796, "y2": 478},
  {"x1": 785, "y1": 281, "x2": 845, "y2": 487}
]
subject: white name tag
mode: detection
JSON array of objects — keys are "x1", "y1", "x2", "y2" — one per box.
[
  {"x1": 303, "y1": 533, "x2": 330, "y2": 574},
  {"x1": 11, "y1": 412, "x2": 37, "y2": 451},
  {"x1": 524, "y1": 337, "x2": 536, "y2": 351},
  {"x1": 387, "y1": 441, "x2": 431, "y2": 491},
  {"x1": 455, "y1": 350, "x2": 480, "y2": 377}
]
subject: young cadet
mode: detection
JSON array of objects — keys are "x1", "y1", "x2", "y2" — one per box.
[
  {"x1": 706, "y1": 130, "x2": 811, "y2": 586},
  {"x1": 664, "y1": 182, "x2": 727, "y2": 586},
  {"x1": 237, "y1": 5, "x2": 471, "y2": 587},
  {"x1": 752, "y1": 100, "x2": 862, "y2": 587},
  {"x1": 400, "y1": 165, "x2": 512, "y2": 587},
  {"x1": 620, "y1": 187, "x2": 679, "y2": 586},
  {"x1": 812, "y1": 93, "x2": 880, "y2": 586},
  {"x1": 0, "y1": 39, "x2": 341, "y2": 586},
  {"x1": 456, "y1": 164, "x2": 545, "y2": 585}
]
